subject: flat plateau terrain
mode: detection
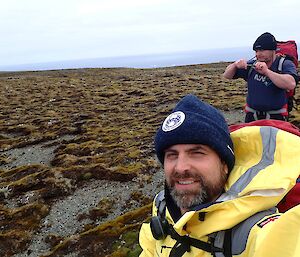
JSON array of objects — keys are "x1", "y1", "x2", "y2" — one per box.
[{"x1": 1, "y1": 62, "x2": 299, "y2": 256}]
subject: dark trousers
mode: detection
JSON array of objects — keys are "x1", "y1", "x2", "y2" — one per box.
[{"x1": 245, "y1": 112, "x2": 288, "y2": 123}]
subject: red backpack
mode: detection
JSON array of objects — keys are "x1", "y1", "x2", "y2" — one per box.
[
  {"x1": 229, "y1": 120, "x2": 300, "y2": 212},
  {"x1": 276, "y1": 40, "x2": 298, "y2": 68},
  {"x1": 276, "y1": 40, "x2": 299, "y2": 112}
]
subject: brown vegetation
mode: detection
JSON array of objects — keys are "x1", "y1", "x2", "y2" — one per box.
[{"x1": 0, "y1": 62, "x2": 299, "y2": 256}]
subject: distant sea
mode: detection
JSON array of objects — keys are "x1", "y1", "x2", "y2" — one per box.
[{"x1": 0, "y1": 47, "x2": 254, "y2": 71}]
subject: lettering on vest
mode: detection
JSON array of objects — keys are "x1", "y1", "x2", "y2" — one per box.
[{"x1": 254, "y1": 74, "x2": 270, "y2": 86}]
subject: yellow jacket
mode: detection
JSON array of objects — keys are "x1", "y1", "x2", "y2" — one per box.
[{"x1": 139, "y1": 125, "x2": 300, "y2": 256}]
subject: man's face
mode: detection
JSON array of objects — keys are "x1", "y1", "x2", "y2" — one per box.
[
  {"x1": 255, "y1": 49, "x2": 275, "y2": 64},
  {"x1": 164, "y1": 144, "x2": 228, "y2": 211}
]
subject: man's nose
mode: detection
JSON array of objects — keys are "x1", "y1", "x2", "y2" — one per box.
[{"x1": 174, "y1": 154, "x2": 191, "y2": 173}]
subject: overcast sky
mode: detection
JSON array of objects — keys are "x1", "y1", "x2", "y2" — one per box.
[{"x1": 1, "y1": 0, "x2": 299, "y2": 66}]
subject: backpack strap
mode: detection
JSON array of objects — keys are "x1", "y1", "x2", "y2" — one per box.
[
  {"x1": 168, "y1": 226, "x2": 224, "y2": 257},
  {"x1": 209, "y1": 230, "x2": 231, "y2": 257},
  {"x1": 248, "y1": 56, "x2": 284, "y2": 77},
  {"x1": 155, "y1": 190, "x2": 166, "y2": 218},
  {"x1": 244, "y1": 105, "x2": 288, "y2": 120},
  {"x1": 277, "y1": 56, "x2": 285, "y2": 73},
  {"x1": 247, "y1": 60, "x2": 257, "y2": 79},
  {"x1": 154, "y1": 190, "x2": 277, "y2": 257},
  {"x1": 276, "y1": 56, "x2": 298, "y2": 112},
  {"x1": 209, "y1": 208, "x2": 277, "y2": 257},
  {"x1": 229, "y1": 208, "x2": 277, "y2": 255}
]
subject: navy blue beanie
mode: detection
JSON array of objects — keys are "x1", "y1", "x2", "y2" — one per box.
[
  {"x1": 155, "y1": 94, "x2": 235, "y2": 172},
  {"x1": 253, "y1": 32, "x2": 277, "y2": 51}
]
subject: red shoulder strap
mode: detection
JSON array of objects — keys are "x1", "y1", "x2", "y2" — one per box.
[{"x1": 229, "y1": 120, "x2": 300, "y2": 136}]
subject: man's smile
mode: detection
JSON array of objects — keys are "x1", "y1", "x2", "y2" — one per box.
[{"x1": 175, "y1": 179, "x2": 200, "y2": 191}]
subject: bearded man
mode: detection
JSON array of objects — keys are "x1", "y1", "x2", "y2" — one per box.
[{"x1": 139, "y1": 94, "x2": 300, "y2": 257}]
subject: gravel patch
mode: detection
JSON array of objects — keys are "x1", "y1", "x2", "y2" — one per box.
[
  {"x1": 8, "y1": 110, "x2": 244, "y2": 256},
  {"x1": 222, "y1": 110, "x2": 245, "y2": 125},
  {"x1": 0, "y1": 135, "x2": 75, "y2": 170},
  {"x1": 13, "y1": 171, "x2": 164, "y2": 257}
]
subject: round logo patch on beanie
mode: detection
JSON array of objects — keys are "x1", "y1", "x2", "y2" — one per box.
[{"x1": 162, "y1": 111, "x2": 185, "y2": 132}]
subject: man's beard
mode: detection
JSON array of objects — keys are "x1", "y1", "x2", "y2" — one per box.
[{"x1": 167, "y1": 170, "x2": 226, "y2": 210}]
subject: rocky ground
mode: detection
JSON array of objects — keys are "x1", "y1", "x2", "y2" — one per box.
[
  {"x1": 4, "y1": 110, "x2": 242, "y2": 257},
  {"x1": 0, "y1": 63, "x2": 299, "y2": 257}
]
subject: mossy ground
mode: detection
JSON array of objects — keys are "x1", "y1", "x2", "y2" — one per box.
[{"x1": 0, "y1": 62, "x2": 299, "y2": 256}]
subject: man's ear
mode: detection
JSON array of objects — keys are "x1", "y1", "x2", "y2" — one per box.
[{"x1": 222, "y1": 161, "x2": 229, "y2": 175}]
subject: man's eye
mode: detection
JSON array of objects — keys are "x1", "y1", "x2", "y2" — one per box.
[{"x1": 165, "y1": 152, "x2": 177, "y2": 158}]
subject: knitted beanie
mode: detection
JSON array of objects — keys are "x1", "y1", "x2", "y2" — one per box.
[
  {"x1": 155, "y1": 94, "x2": 235, "y2": 172},
  {"x1": 253, "y1": 32, "x2": 277, "y2": 51}
]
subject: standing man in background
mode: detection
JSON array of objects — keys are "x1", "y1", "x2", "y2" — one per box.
[{"x1": 223, "y1": 32, "x2": 298, "y2": 122}]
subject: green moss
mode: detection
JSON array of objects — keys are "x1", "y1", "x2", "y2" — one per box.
[
  {"x1": 109, "y1": 247, "x2": 129, "y2": 257},
  {"x1": 41, "y1": 204, "x2": 151, "y2": 256},
  {"x1": 1, "y1": 63, "x2": 300, "y2": 256},
  {"x1": 114, "y1": 162, "x2": 144, "y2": 174},
  {"x1": 0, "y1": 203, "x2": 49, "y2": 255},
  {"x1": 80, "y1": 171, "x2": 92, "y2": 180},
  {"x1": 127, "y1": 150, "x2": 141, "y2": 159}
]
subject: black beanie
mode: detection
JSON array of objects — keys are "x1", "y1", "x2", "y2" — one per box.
[
  {"x1": 253, "y1": 32, "x2": 277, "y2": 51},
  {"x1": 154, "y1": 94, "x2": 235, "y2": 172}
]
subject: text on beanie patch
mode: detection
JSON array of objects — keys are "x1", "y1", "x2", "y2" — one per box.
[{"x1": 162, "y1": 111, "x2": 185, "y2": 132}]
